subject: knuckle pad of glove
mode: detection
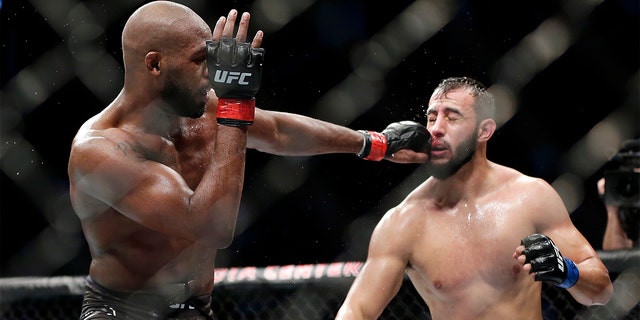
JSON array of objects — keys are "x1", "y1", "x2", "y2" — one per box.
[
  {"x1": 206, "y1": 40, "x2": 220, "y2": 65},
  {"x1": 235, "y1": 42, "x2": 249, "y2": 65},
  {"x1": 220, "y1": 38, "x2": 235, "y2": 63},
  {"x1": 249, "y1": 48, "x2": 265, "y2": 67},
  {"x1": 521, "y1": 233, "x2": 547, "y2": 246},
  {"x1": 383, "y1": 121, "x2": 431, "y2": 155}
]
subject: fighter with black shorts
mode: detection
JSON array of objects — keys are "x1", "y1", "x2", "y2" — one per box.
[{"x1": 80, "y1": 276, "x2": 215, "y2": 320}]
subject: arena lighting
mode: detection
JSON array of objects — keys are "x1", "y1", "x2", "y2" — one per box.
[
  {"x1": 311, "y1": 0, "x2": 457, "y2": 124},
  {"x1": 252, "y1": 0, "x2": 316, "y2": 33},
  {"x1": 559, "y1": 73, "x2": 639, "y2": 213}
]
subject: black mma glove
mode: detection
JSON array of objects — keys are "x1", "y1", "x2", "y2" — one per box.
[
  {"x1": 521, "y1": 233, "x2": 579, "y2": 289},
  {"x1": 206, "y1": 38, "x2": 264, "y2": 126},
  {"x1": 357, "y1": 121, "x2": 431, "y2": 161}
]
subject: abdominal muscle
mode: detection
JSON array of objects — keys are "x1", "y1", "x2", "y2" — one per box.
[{"x1": 84, "y1": 212, "x2": 218, "y2": 296}]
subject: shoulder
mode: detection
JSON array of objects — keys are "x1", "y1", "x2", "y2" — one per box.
[
  {"x1": 69, "y1": 124, "x2": 139, "y2": 178},
  {"x1": 367, "y1": 183, "x2": 432, "y2": 261},
  {"x1": 493, "y1": 163, "x2": 555, "y2": 194},
  {"x1": 72, "y1": 125, "x2": 133, "y2": 156},
  {"x1": 492, "y1": 163, "x2": 569, "y2": 222},
  {"x1": 373, "y1": 188, "x2": 427, "y2": 240},
  {"x1": 487, "y1": 163, "x2": 566, "y2": 216}
]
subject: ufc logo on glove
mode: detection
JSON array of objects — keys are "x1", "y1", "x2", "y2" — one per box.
[{"x1": 212, "y1": 70, "x2": 253, "y2": 85}]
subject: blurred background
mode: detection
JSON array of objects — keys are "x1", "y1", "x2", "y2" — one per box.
[{"x1": 1, "y1": 0, "x2": 638, "y2": 278}]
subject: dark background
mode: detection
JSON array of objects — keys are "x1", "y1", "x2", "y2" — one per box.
[{"x1": 1, "y1": 0, "x2": 638, "y2": 277}]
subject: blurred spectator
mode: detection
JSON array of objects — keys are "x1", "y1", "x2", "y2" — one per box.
[
  {"x1": 598, "y1": 139, "x2": 640, "y2": 250},
  {"x1": 593, "y1": 138, "x2": 639, "y2": 319}
]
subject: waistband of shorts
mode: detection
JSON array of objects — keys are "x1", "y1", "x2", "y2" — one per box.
[{"x1": 86, "y1": 275, "x2": 194, "y2": 305}]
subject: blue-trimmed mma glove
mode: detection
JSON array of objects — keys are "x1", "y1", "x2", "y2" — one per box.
[
  {"x1": 520, "y1": 233, "x2": 579, "y2": 289},
  {"x1": 206, "y1": 38, "x2": 264, "y2": 126},
  {"x1": 357, "y1": 121, "x2": 431, "y2": 161}
]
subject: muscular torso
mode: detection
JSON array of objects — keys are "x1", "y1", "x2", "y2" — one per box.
[
  {"x1": 400, "y1": 167, "x2": 544, "y2": 319},
  {"x1": 69, "y1": 110, "x2": 221, "y2": 296}
]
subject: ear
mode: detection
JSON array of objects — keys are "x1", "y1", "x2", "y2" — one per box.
[
  {"x1": 145, "y1": 51, "x2": 161, "y2": 74},
  {"x1": 477, "y1": 118, "x2": 496, "y2": 142}
]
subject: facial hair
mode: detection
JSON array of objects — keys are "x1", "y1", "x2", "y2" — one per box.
[
  {"x1": 161, "y1": 74, "x2": 205, "y2": 119},
  {"x1": 429, "y1": 130, "x2": 478, "y2": 180}
]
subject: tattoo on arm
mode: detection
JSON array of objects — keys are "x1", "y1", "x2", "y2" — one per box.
[
  {"x1": 115, "y1": 141, "x2": 143, "y2": 157},
  {"x1": 115, "y1": 142, "x2": 130, "y2": 156}
]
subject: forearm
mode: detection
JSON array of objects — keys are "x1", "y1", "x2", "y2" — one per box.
[
  {"x1": 192, "y1": 126, "x2": 248, "y2": 246},
  {"x1": 567, "y1": 257, "x2": 614, "y2": 306},
  {"x1": 248, "y1": 109, "x2": 431, "y2": 164},
  {"x1": 248, "y1": 109, "x2": 362, "y2": 155},
  {"x1": 602, "y1": 206, "x2": 632, "y2": 250}
]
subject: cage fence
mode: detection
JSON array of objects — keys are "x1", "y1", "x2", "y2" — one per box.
[{"x1": 1, "y1": 252, "x2": 637, "y2": 320}]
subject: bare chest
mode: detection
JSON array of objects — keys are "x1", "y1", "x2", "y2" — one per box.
[
  {"x1": 407, "y1": 202, "x2": 530, "y2": 297},
  {"x1": 142, "y1": 122, "x2": 216, "y2": 188},
  {"x1": 173, "y1": 125, "x2": 216, "y2": 188}
]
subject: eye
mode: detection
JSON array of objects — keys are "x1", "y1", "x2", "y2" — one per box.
[{"x1": 447, "y1": 114, "x2": 462, "y2": 121}]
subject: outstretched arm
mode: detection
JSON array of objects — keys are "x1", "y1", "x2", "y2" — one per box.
[
  {"x1": 213, "y1": 11, "x2": 429, "y2": 164},
  {"x1": 248, "y1": 108, "x2": 430, "y2": 164}
]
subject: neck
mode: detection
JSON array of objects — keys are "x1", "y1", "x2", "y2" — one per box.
[
  {"x1": 112, "y1": 89, "x2": 180, "y2": 139},
  {"x1": 429, "y1": 153, "x2": 491, "y2": 207}
]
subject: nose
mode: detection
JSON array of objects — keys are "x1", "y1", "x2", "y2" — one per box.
[{"x1": 428, "y1": 116, "x2": 445, "y2": 138}]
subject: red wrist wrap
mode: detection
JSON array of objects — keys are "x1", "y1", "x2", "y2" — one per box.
[
  {"x1": 365, "y1": 131, "x2": 388, "y2": 161},
  {"x1": 217, "y1": 98, "x2": 256, "y2": 124}
]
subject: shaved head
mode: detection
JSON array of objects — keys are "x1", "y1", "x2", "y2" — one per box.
[
  {"x1": 122, "y1": 1, "x2": 211, "y2": 73},
  {"x1": 119, "y1": 1, "x2": 214, "y2": 118}
]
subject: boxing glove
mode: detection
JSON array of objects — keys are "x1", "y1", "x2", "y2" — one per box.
[
  {"x1": 206, "y1": 38, "x2": 264, "y2": 126},
  {"x1": 357, "y1": 121, "x2": 431, "y2": 161},
  {"x1": 520, "y1": 233, "x2": 579, "y2": 288}
]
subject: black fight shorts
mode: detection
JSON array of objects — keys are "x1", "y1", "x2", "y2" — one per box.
[{"x1": 79, "y1": 276, "x2": 216, "y2": 320}]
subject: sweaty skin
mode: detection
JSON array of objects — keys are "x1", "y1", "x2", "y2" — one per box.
[
  {"x1": 336, "y1": 82, "x2": 613, "y2": 320},
  {"x1": 68, "y1": 2, "x2": 254, "y2": 297},
  {"x1": 68, "y1": 0, "x2": 430, "y2": 304}
]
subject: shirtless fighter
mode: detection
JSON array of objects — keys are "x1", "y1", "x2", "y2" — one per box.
[{"x1": 336, "y1": 77, "x2": 613, "y2": 320}]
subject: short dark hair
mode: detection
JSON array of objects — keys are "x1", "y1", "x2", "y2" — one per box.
[{"x1": 435, "y1": 77, "x2": 495, "y2": 121}]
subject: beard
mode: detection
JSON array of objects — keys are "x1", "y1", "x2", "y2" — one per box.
[
  {"x1": 161, "y1": 75, "x2": 206, "y2": 119},
  {"x1": 428, "y1": 131, "x2": 478, "y2": 180}
]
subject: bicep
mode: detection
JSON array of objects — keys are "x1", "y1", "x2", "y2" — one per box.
[
  {"x1": 531, "y1": 179, "x2": 597, "y2": 262},
  {"x1": 532, "y1": 182, "x2": 612, "y2": 303},
  {"x1": 71, "y1": 138, "x2": 192, "y2": 228}
]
